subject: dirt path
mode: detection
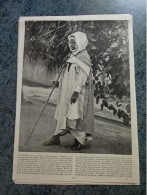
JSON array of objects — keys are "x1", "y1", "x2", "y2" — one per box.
[{"x1": 19, "y1": 101, "x2": 132, "y2": 154}]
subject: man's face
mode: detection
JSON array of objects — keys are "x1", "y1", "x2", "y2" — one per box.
[{"x1": 69, "y1": 38, "x2": 77, "y2": 52}]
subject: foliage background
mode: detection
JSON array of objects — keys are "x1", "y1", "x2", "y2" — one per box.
[
  {"x1": 24, "y1": 20, "x2": 130, "y2": 99},
  {"x1": 0, "y1": 0, "x2": 146, "y2": 194}
]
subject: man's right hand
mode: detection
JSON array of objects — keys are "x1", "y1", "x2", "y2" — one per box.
[{"x1": 70, "y1": 91, "x2": 79, "y2": 104}]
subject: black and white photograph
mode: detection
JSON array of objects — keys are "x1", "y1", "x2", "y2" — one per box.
[{"x1": 19, "y1": 17, "x2": 132, "y2": 154}]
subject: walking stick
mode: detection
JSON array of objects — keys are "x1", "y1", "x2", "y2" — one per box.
[{"x1": 25, "y1": 63, "x2": 66, "y2": 145}]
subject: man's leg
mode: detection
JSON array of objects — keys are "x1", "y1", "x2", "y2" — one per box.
[
  {"x1": 69, "y1": 129, "x2": 86, "y2": 150},
  {"x1": 71, "y1": 138, "x2": 82, "y2": 150},
  {"x1": 42, "y1": 134, "x2": 60, "y2": 146},
  {"x1": 42, "y1": 128, "x2": 70, "y2": 146}
]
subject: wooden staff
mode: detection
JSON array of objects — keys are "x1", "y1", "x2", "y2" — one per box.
[{"x1": 25, "y1": 63, "x2": 66, "y2": 145}]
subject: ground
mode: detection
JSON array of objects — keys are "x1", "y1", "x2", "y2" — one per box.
[{"x1": 19, "y1": 99, "x2": 132, "y2": 154}]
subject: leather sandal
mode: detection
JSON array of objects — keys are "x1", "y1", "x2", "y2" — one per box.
[{"x1": 71, "y1": 139, "x2": 82, "y2": 150}]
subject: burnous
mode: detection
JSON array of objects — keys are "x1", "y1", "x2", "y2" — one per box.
[{"x1": 43, "y1": 32, "x2": 94, "y2": 150}]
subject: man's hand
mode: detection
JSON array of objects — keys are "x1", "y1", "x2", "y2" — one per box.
[{"x1": 70, "y1": 91, "x2": 79, "y2": 104}]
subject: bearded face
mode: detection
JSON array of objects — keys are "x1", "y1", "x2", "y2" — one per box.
[
  {"x1": 68, "y1": 37, "x2": 78, "y2": 52},
  {"x1": 68, "y1": 32, "x2": 88, "y2": 55}
]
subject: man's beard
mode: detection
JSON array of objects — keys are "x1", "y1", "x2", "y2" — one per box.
[{"x1": 69, "y1": 44, "x2": 78, "y2": 52}]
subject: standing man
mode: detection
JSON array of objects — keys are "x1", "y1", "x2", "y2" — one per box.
[{"x1": 43, "y1": 32, "x2": 94, "y2": 150}]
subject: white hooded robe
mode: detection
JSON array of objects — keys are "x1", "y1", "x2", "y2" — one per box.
[{"x1": 54, "y1": 32, "x2": 94, "y2": 144}]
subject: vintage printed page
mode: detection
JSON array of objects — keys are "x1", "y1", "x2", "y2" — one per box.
[{"x1": 13, "y1": 15, "x2": 139, "y2": 185}]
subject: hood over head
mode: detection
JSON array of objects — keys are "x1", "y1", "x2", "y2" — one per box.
[{"x1": 68, "y1": 32, "x2": 88, "y2": 55}]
